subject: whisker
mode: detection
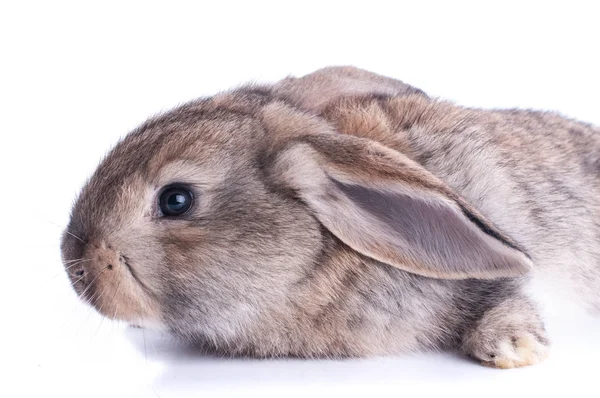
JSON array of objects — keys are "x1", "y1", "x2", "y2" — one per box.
[
  {"x1": 83, "y1": 290, "x2": 104, "y2": 324},
  {"x1": 57, "y1": 299, "x2": 81, "y2": 328},
  {"x1": 94, "y1": 277, "x2": 122, "y2": 337},
  {"x1": 43, "y1": 259, "x2": 93, "y2": 285},
  {"x1": 112, "y1": 302, "x2": 120, "y2": 321},
  {"x1": 143, "y1": 328, "x2": 148, "y2": 364},
  {"x1": 45, "y1": 220, "x2": 99, "y2": 249},
  {"x1": 42, "y1": 272, "x2": 74, "y2": 288},
  {"x1": 41, "y1": 273, "x2": 68, "y2": 286},
  {"x1": 64, "y1": 258, "x2": 86, "y2": 264},
  {"x1": 64, "y1": 259, "x2": 92, "y2": 271},
  {"x1": 91, "y1": 297, "x2": 111, "y2": 341},
  {"x1": 44, "y1": 219, "x2": 69, "y2": 231},
  {"x1": 56, "y1": 286, "x2": 100, "y2": 335},
  {"x1": 54, "y1": 279, "x2": 103, "y2": 338},
  {"x1": 82, "y1": 289, "x2": 99, "y2": 308},
  {"x1": 78, "y1": 266, "x2": 110, "y2": 298},
  {"x1": 62, "y1": 229, "x2": 88, "y2": 245},
  {"x1": 108, "y1": 278, "x2": 122, "y2": 314},
  {"x1": 152, "y1": 387, "x2": 163, "y2": 398},
  {"x1": 92, "y1": 271, "x2": 116, "y2": 321},
  {"x1": 69, "y1": 272, "x2": 87, "y2": 286},
  {"x1": 150, "y1": 331, "x2": 158, "y2": 357}
]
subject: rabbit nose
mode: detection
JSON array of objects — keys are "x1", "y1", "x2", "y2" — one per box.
[{"x1": 71, "y1": 265, "x2": 86, "y2": 286}]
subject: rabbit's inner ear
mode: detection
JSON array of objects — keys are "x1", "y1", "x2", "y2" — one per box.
[
  {"x1": 329, "y1": 180, "x2": 531, "y2": 279},
  {"x1": 273, "y1": 135, "x2": 532, "y2": 280}
]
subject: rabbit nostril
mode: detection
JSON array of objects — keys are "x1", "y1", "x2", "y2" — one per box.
[
  {"x1": 75, "y1": 269, "x2": 84, "y2": 277},
  {"x1": 107, "y1": 264, "x2": 113, "y2": 270}
]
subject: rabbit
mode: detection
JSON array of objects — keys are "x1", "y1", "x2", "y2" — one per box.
[{"x1": 61, "y1": 66, "x2": 600, "y2": 369}]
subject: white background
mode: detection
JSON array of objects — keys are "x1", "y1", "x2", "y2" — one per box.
[{"x1": 2, "y1": 1, "x2": 600, "y2": 397}]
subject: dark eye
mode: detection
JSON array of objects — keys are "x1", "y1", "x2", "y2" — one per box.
[{"x1": 159, "y1": 185, "x2": 194, "y2": 217}]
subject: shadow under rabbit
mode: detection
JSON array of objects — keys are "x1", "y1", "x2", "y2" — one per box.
[{"x1": 124, "y1": 326, "x2": 510, "y2": 389}]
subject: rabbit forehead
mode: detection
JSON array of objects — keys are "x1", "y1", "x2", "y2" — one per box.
[
  {"x1": 92, "y1": 108, "x2": 262, "y2": 184},
  {"x1": 153, "y1": 159, "x2": 230, "y2": 187}
]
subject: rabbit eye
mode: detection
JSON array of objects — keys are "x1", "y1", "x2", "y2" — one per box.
[{"x1": 159, "y1": 185, "x2": 194, "y2": 217}]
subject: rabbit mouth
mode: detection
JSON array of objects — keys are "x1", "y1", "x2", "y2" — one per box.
[
  {"x1": 63, "y1": 238, "x2": 163, "y2": 327},
  {"x1": 120, "y1": 254, "x2": 156, "y2": 300}
]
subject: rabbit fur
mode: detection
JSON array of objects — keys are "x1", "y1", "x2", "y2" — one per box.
[{"x1": 61, "y1": 66, "x2": 600, "y2": 368}]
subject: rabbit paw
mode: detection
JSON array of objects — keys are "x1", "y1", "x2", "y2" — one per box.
[
  {"x1": 478, "y1": 331, "x2": 549, "y2": 369},
  {"x1": 461, "y1": 299, "x2": 550, "y2": 369}
]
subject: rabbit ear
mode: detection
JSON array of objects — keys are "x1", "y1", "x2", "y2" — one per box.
[
  {"x1": 272, "y1": 133, "x2": 532, "y2": 280},
  {"x1": 273, "y1": 66, "x2": 425, "y2": 112}
]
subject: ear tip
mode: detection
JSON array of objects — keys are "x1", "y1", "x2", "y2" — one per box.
[
  {"x1": 464, "y1": 254, "x2": 533, "y2": 280},
  {"x1": 491, "y1": 255, "x2": 534, "y2": 279},
  {"x1": 515, "y1": 251, "x2": 535, "y2": 273},
  {"x1": 521, "y1": 258, "x2": 535, "y2": 274}
]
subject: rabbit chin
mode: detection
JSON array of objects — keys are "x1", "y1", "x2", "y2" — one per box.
[
  {"x1": 86, "y1": 271, "x2": 164, "y2": 330},
  {"x1": 92, "y1": 295, "x2": 165, "y2": 331}
]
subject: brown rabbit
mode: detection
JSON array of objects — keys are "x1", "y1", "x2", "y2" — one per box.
[{"x1": 61, "y1": 66, "x2": 600, "y2": 369}]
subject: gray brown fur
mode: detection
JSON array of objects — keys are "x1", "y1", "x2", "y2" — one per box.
[{"x1": 61, "y1": 67, "x2": 600, "y2": 367}]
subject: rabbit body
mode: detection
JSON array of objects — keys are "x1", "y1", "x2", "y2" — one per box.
[
  {"x1": 321, "y1": 93, "x2": 600, "y2": 308},
  {"x1": 61, "y1": 67, "x2": 600, "y2": 368}
]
